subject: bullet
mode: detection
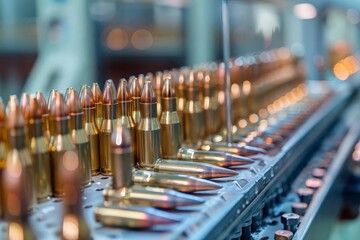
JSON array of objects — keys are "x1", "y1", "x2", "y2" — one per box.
[
  {"x1": 35, "y1": 91, "x2": 51, "y2": 143},
  {"x1": 160, "y1": 77, "x2": 182, "y2": 158},
  {"x1": 137, "y1": 80, "x2": 161, "y2": 169},
  {"x1": 19, "y1": 92, "x2": 29, "y2": 115},
  {"x1": 104, "y1": 123, "x2": 204, "y2": 209},
  {"x1": 80, "y1": 85, "x2": 100, "y2": 175},
  {"x1": 91, "y1": 83, "x2": 103, "y2": 130},
  {"x1": 95, "y1": 204, "x2": 181, "y2": 228},
  {"x1": 116, "y1": 79, "x2": 137, "y2": 167},
  {"x1": 48, "y1": 92, "x2": 78, "y2": 197},
  {"x1": 183, "y1": 70, "x2": 205, "y2": 146},
  {"x1": 65, "y1": 88, "x2": 92, "y2": 186},
  {"x1": 154, "y1": 71, "x2": 163, "y2": 118},
  {"x1": 202, "y1": 70, "x2": 220, "y2": 136},
  {"x1": 154, "y1": 159, "x2": 238, "y2": 179},
  {"x1": 47, "y1": 89, "x2": 57, "y2": 145},
  {"x1": 0, "y1": 97, "x2": 6, "y2": 218},
  {"x1": 132, "y1": 170, "x2": 222, "y2": 192},
  {"x1": 99, "y1": 79, "x2": 118, "y2": 175},
  {"x1": 175, "y1": 70, "x2": 187, "y2": 128},
  {"x1": 128, "y1": 76, "x2": 141, "y2": 126},
  {"x1": 200, "y1": 141, "x2": 267, "y2": 156},
  {"x1": 60, "y1": 142, "x2": 90, "y2": 240},
  {"x1": 24, "y1": 97, "x2": 52, "y2": 201},
  {"x1": 177, "y1": 147, "x2": 255, "y2": 167},
  {"x1": 2, "y1": 138, "x2": 36, "y2": 239},
  {"x1": 138, "y1": 74, "x2": 146, "y2": 87},
  {"x1": 5, "y1": 96, "x2": 36, "y2": 212},
  {"x1": 106, "y1": 185, "x2": 204, "y2": 209}
]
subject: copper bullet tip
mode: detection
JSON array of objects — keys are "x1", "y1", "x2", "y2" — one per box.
[
  {"x1": 103, "y1": 79, "x2": 117, "y2": 104},
  {"x1": 111, "y1": 123, "x2": 132, "y2": 149},
  {"x1": 48, "y1": 89, "x2": 58, "y2": 110},
  {"x1": 91, "y1": 83, "x2": 103, "y2": 103},
  {"x1": 20, "y1": 92, "x2": 29, "y2": 114},
  {"x1": 49, "y1": 93, "x2": 69, "y2": 118},
  {"x1": 155, "y1": 71, "x2": 163, "y2": 91},
  {"x1": 35, "y1": 91, "x2": 49, "y2": 115},
  {"x1": 138, "y1": 74, "x2": 145, "y2": 87},
  {"x1": 79, "y1": 85, "x2": 95, "y2": 108},
  {"x1": 24, "y1": 97, "x2": 42, "y2": 120},
  {"x1": 6, "y1": 95, "x2": 25, "y2": 129},
  {"x1": 140, "y1": 81, "x2": 156, "y2": 103},
  {"x1": 129, "y1": 76, "x2": 141, "y2": 98},
  {"x1": 117, "y1": 78, "x2": 131, "y2": 102},
  {"x1": 203, "y1": 71, "x2": 212, "y2": 88},
  {"x1": 161, "y1": 77, "x2": 175, "y2": 98},
  {"x1": 188, "y1": 70, "x2": 198, "y2": 88},
  {"x1": 65, "y1": 88, "x2": 83, "y2": 114}
]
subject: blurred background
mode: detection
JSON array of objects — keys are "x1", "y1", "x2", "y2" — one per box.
[{"x1": 0, "y1": 0, "x2": 360, "y2": 97}]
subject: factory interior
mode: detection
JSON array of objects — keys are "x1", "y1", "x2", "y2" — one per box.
[{"x1": 1, "y1": 0, "x2": 360, "y2": 239}]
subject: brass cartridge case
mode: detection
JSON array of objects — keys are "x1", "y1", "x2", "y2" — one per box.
[
  {"x1": 66, "y1": 88, "x2": 92, "y2": 187},
  {"x1": 175, "y1": 70, "x2": 187, "y2": 137},
  {"x1": 36, "y1": 91, "x2": 51, "y2": 144},
  {"x1": 183, "y1": 70, "x2": 205, "y2": 146},
  {"x1": 99, "y1": 80, "x2": 118, "y2": 175},
  {"x1": 80, "y1": 85, "x2": 100, "y2": 175},
  {"x1": 202, "y1": 71, "x2": 220, "y2": 137},
  {"x1": 24, "y1": 97, "x2": 52, "y2": 201},
  {"x1": 48, "y1": 93, "x2": 78, "y2": 197},
  {"x1": 91, "y1": 83, "x2": 103, "y2": 130},
  {"x1": 117, "y1": 79, "x2": 137, "y2": 167},
  {"x1": 5, "y1": 96, "x2": 36, "y2": 212},
  {"x1": 160, "y1": 77, "x2": 182, "y2": 159},
  {"x1": 137, "y1": 81, "x2": 161, "y2": 169}
]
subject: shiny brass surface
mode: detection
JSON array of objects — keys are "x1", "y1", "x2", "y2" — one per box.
[
  {"x1": 99, "y1": 80, "x2": 118, "y2": 175},
  {"x1": 48, "y1": 93, "x2": 78, "y2": 197},
  {"x1": 111, "y1": 123, "x2": 133, "y2": 190},
  {"x1": 117, "y1": 79, "x2": 137, "y2": 167},
  {"x1": 104, "y1": 185, "x2": 204, "y2": 209},
  {"x1": 154, "y1": 158, "x2": 238, "y2": 179},
  {"x1": 202, "y1": 71, "x2": 220, "y2": 137},
  {"x1": 129, "y1": 76, "x2": 141, "y2": 126},
  {"x1": 200, "y1": 141, "x2": 267, "y2": 156},
  {"x1": 91, "y1": 83, "x2": 103, "y2": 131},
  {"x1": 66, "y1": 88, "x2": 92, "y2": 187},
  {"x1": 5, "y1": 96, "x2": 36, "y2": 212},
  {"x1": 80, "y1": 85, "x2": 100, "y2": 175},
  {"x1": 137, "y1": 81, "x2": 161, "y2": 169},
  {"x1": 160, "y1": 77, "x2": 182, "y2": 158},
  {"x1": 60, "y1": 141, "x2": 90, "y2": 240},
  {"x1": 132, "y1": 170, "x2": 222, "y2": 192},
  {"x1": 24, "y1": 97, "x2": 52, "y2": 201},
  {"x1": 35, "y1": 91, "x2": 51, "y2": 144},
  {"x1": 177, "y1": 147, "x2": 254, "y2": 167},
  {"x1": 183, "y1": 71, "x2": 205, "y2": 146},
  {"x1": 95, "y1": 203, "x2": 181, "y2": 228},
  {"x1": 154, "y1": 71, "x2": 163, "y2": 119},
  {"x1": 174, "y1": 70, "x2": 187, "y2": 136}
]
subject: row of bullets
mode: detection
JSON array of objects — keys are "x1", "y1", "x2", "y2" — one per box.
[{"x1": 0, "y1": 47, "x2": 317, "y2": 236}]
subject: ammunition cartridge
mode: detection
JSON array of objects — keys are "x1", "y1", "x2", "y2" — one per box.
[
  {"x1": 91, "y1": 83, "x2": 103, "y2": 131},
  {"x1": 66, "y1": 88, "x2": 92, "y2": 186},
  {"x1": 128, "y1": 76, "x2": 141, "y2": 126},
  {"x1": 80, "y1": 85, "x2": 100, "y2": 175},
  {"x1": 35, "y1": 91, "x2": 51, "y2": 144}
]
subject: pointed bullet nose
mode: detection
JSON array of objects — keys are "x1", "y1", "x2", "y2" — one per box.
[
  {"x1": 161, "y1": 188, "x2": 205, "y2": 206},
  {"x1": 129, "y1": 76, "x2": 141, "y2": 98},
  {"x1": 49, "y1": 92, "x2": 69, "y2": 118},
  {"x1": 111, "y1": 123, "x2": 132, "y2": 149},
  {"x1": 91, "y1": 83, "x2": 103, "y2": 103},
  {"x1": 80, "y1": 85, "x2": 95, "y2": 108},
  {"x1": 65, "y1": 88, "x2": 83, "y2": 114},
  {"x1": 227, "y1": 153, "x2": 255, "y2": 166},
  {"x1": 138, "y1": 74, "x2": 145, "y2": 87},
  {"x1": 140, "y1": 80, "x2": 156, "y2": 103},
  {"x1": 48, "y1": 89, "x2": 58, "y2": 111},
  {"x1": 161, "y1": 77, "x2": 175, "y2": 98},
  {"x1": 117, "y1": 78, "x2": 131, "y2": 102},
  {"x1": 208, "y1": 164, "x2": 238, "y2": 178},
  {"x1": 103, "y1": 79, "x2": 117, "y2": 104},
  {"x1": 6, "y1": 95, "x2": 25, "y2": 129},
  {"x1": 20, "y1": 93, "x2": 30, "y2": 114},
  {"x1": 155, "y1": 71, "x2": 163, "y2": 91},
  {"x1": 188, "y1": 176, "x2": 222, "y2": 191},
  {"x1": 188, "y1": 70, "x2": 198, "y2": 88},
  {"x1": 36, "y1": 91, "x2": 49, "y2": 115},
  {"x1": 24, "y1": 97, "x2": 42, "y2": 120}
]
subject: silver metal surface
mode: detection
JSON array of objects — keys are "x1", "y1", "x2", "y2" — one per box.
[{"x1": 221, "y1": 0, "x2": 232, "y2": 144}]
